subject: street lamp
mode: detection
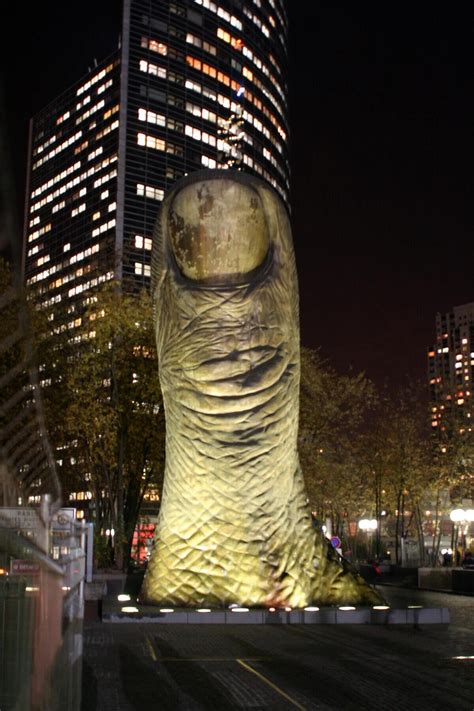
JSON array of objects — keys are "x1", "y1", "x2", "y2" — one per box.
[{"x1": 359, "y1": 519, "x2": 378, "y2": 561}]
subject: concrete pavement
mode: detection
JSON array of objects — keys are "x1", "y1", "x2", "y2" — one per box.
[{"x1": 81, "y1": 587, "x2": 474, "y2": 710}]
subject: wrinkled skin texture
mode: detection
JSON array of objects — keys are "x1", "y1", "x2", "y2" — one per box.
[{"x1": 142, "y1": 171, "x2": 381, "y2": 607}]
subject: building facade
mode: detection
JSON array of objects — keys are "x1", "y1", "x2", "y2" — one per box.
[
  {"x1": 428, "y1": 302, "x2": 474, "y2": 435},
  {"x1": 23, "y1": 0, "x2": 290, "y2": 306},
  {"x1": 22, "y1": 0, "x2": 289, "y2": 522}
]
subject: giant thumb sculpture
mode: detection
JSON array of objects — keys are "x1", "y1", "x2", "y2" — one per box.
[{"x1": 142, "y1": 170, "x2": 381, "y2": 608}]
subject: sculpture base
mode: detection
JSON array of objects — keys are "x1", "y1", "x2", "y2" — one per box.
[{"x1": 102, "y1": 599, "x2": 449, "y2": 625}]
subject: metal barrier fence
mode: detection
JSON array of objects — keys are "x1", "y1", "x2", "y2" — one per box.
[
  {"x1": 1, "y1": 96, "x2": 87, "y2": 710},
  {"x1": 0, "y1": 509, "x2": 87, "y2": 711}
]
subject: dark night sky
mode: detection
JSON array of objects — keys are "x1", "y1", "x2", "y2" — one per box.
[{"x1": 3, "y1": 2, "x2": 473, "y2": 387}]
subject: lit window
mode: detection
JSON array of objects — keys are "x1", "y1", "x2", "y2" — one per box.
[
  {"x1": 71, "y1": 203, "x2": 86, "y2": 217},
  {"x1": 136, "y1": 184, "x2": 164, "y2": 201},
  {"x1": 201, "y1": 154, "x2": 217, "y2": 168},
  {"x1": 138, "y1": 107, "x2": 166, "y2": 126},
  {"x1": 194, "y1": 0, "x2": 242, "y2": 31},
  {"x1": 139, "y1": 59, "x2": 167, "y2": 79},
  {"x1": 56, "y1": 111, "x2": 70, "y2": 125},
  {"x1": 141, "y1": 37, "x2": 167, "y2": 55},
  {"x1": 134, "y1": 262, "x2": 151, "y2": 277},
  {"x1": 135, "y1": 235, "x2": 153, "y2": 250}
]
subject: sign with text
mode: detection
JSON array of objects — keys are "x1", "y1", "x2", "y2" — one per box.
[
  {"x1": 11, "y1": 559, "x2": 40, "y2": 575},
  {"x1": 0, "y1": 507, "x2": 41, "y2": 532}
]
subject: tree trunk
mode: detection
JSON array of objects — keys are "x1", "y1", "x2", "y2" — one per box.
[
  {"x1": 415, "y1": 504, "x2": 425, "y2": 566},
  {"x1": 395, "y1": 490, "x2": 402, "y2": 565},
  {"x1": 431, "y1": 487, "x2": 441, "y2": 567}
]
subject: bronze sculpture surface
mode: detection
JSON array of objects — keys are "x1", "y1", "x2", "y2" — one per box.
[{"x1": 143, "y1": 170, "x2": 381, "y2": 607}]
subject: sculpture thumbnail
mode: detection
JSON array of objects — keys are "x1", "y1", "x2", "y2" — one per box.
[{"x1": 142, "y1": 170, "x2": 381, "y2": 608}]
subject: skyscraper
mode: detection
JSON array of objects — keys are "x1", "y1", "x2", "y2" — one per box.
[
  {"x1": 428, "y1": 302, "x2": 474, "y2": 435},
  {"x1": 23, "y1": 0, "x2": 290, "y2": 306}
]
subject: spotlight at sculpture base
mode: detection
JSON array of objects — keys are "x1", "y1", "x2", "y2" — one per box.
[{"x1": 142, "y1": 170, "x2": 382, "y2": 608}]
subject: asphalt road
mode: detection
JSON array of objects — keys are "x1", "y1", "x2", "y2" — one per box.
[{"x1": 81, "y1": 587, "x2": 474, "y2": 711}]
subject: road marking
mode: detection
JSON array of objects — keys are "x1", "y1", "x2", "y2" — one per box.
[
  {"x1": 236, "y1": 658, "x2": 306, "y2": 710},
  {"x1": 146, "y1": 635, "x2": 157, "y2": 661}
]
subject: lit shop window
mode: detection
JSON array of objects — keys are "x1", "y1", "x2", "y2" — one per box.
[
  {"x1": 138, "y1": 108, "x2": 166, "y2": 126},
  {"x1": 185, "y1": 125, "x2": 216, "y2": 146},
  {"x1": 136, "y1": 184, "x2": 164, "y2": 201},
  {"x1": 76, "y1": 99, "x2": 105, "y2": 125},
  {"x1": 76, "y1": 62, "x2": 116, "y2": 96},
  {"x1": 137, "y1": 133, "x2": 166, "y2": 150},
  {"x1": 32, "y1": 131, "x2": 83, "y2": 170},
  {"x1": 217, "y1": 27, "x2": 243, "y2": 49},
  {"x1": 135, "y1": 262, "x2": 151, "y2": 277},
  {"x1": 135, "y1": 235, "x2": 152, "y2": 250},
  {"x1": 139, "y1": 59, "x2": 167, "y2": 79},
  {"x1": 186, "y1": 32, "x2": 217, "y2": 55},
  {"x1": 92, "y1": 219, "x2": 116, "y2": 238},
  {"x1": 71, "y1": 203, "x2": 86, "y2": 217},
  {"x1": 194, "y1": 0, "x2": 242, "y2": 31},
  {"x1": 141, "y1": 36, "x2": 168, "y2": 55},
  {"x1": 185, "y1": 102, "x2": 217, "y2": 123},
  {"x1": 201, "y1": 154, "x2": 217, "y2": 168},
  {"x1": 56, "y1": 111, "x2": 70, "y2": 125}
]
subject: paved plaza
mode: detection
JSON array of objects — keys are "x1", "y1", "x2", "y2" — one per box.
[{"x1": 81, "y1": 587, "x2": 474, "y2": 710}]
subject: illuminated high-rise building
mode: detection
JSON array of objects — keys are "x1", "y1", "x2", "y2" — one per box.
[
  {"x1": 428, "y1": 302, "x2": 474, "y2": 434},
  {"x1": 23, "y1": 0, "x2": 290, "y2": 305}
]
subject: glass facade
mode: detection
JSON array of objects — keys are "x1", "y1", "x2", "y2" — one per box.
[{"x1": 23, "y1": 0, "x2": 289, "y2": 304}]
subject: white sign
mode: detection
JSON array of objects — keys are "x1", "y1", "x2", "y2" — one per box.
[{"x1": 0, "y1": 507, "x2": 41, "y2": 532}]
